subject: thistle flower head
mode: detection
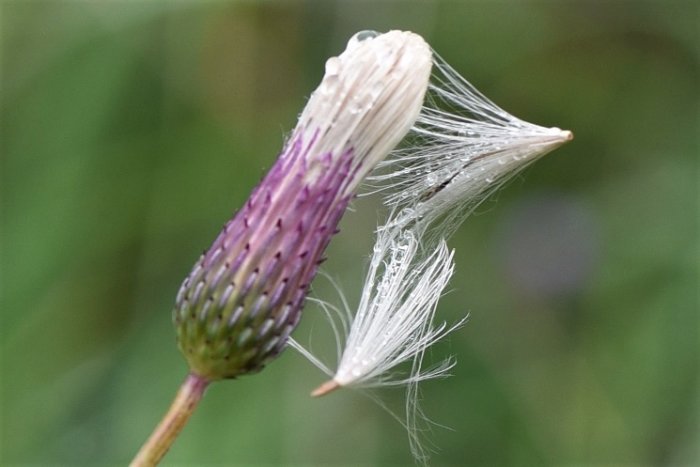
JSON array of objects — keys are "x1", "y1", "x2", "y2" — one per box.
[{"x1": 173, "y1": 31, "x2": 432, "y2": 381}]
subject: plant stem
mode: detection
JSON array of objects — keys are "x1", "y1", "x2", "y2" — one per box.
[{"x1": 130, "y1": 373, "x2": 210, "y2": 467}]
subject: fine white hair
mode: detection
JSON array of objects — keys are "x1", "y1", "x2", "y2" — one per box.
[{"x1": 292, "y1": 32, "x2": 572, "y2": 466}]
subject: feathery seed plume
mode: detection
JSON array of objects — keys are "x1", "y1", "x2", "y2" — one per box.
[
  {"x1": 303, "y1": 51, "x2": 573, "y2": 398},
  {"x1": 373, "y1": 54, "x2": 573, "y2": 239},
  {"x1": 297, "y1": 44, "x2": 573, "y2": 465}
]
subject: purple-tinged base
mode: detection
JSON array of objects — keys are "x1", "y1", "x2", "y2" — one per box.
[{"x1": 174, "y1": 132, "x2": 356, "y2": 380}]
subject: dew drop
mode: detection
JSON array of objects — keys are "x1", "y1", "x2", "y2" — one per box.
[
  {"x1": 370, "y1": 81, "x2": 383, "y2": 101},
  {"x1": 347, "y1": 30, "x2": 380, "y2": 50},
  {"x1": 352, "y1": 30, "x2": 379, "y2": 42},
  {"x1": 349, "y1": 103, "x2": 360, "y2": 115},
  {"x1": 325, "y1": 56, "x2": 340, "y2": 76},
  {"x1": 349, "y1": 94, "x2": 371, "y2": 114},
  {"x1": 321, "y1": 74, "x2": 339, "y2": 96}
]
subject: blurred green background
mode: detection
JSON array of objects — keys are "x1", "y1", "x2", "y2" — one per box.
[{"x1": 1, "y1": 1, "x2": 698, "y2": 466}]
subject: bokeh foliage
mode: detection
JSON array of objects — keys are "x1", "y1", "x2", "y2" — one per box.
[{"x1": 1, "y1": 1, "x2": 697, "y2": 465}]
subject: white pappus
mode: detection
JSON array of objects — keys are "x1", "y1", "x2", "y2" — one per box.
[
  {"x1": 372, "y1": 53, "x2": 573, "y2": 240},
  {"x1": 291, "y1": 32, "x2": 573, "y2": 466},
  {"x1": 289, "y1": 224, "x2": 464, "y2": 464},
  {"x1": 298, "y1": 227, "x2": 461, "y2": 395}
]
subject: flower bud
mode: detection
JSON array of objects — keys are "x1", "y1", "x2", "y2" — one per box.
[{"x1": 173, "y1": 31, "x2": 432, "y2": 380}]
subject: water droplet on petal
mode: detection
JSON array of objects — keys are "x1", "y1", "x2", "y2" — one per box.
[
  {"x1": 325, "y1": 56, "x2": 340, "y2": 76},
  {"x1": 352, "y1": 30, "x2": 379, "y2": 42},
  {"x1": 321, "y1": 74, "x2": 339, "y2": 96},
  {"x1": 350, "y1": 94, "x2": 373, "y2": 114},
  {"x1": 370, "y1": 81, "x2": 383, "y2": 101}
]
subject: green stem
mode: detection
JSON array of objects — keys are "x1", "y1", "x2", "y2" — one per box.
[{"x1": 130, "y1": 373, "x2": 210, "y2": 467}]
